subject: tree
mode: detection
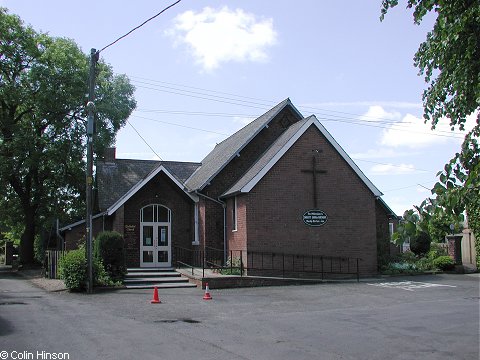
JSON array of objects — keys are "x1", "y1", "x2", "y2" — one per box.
[
  {"x1": 381, "y1": 0, "x2": 479, "y2": 130},
  {"x1": 392, "y1": 209, "x2": 432, "y2": 256},
  {"x1": 381, "y1": 1, "x2": 480, "y2": 267},
  {"x1": 0, "y1": 8, "x2": 136, "y2": 264},
  {"x1": 415, "y1": 197, "x2": 463, "y2": 243},
  {"x1": 391, "y1": 209, "x2": 419, "y2": 248}
]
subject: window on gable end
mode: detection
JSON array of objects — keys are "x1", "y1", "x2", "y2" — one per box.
[{"x1": 232, "y1": 196, "x2": 238, "y2": 232}]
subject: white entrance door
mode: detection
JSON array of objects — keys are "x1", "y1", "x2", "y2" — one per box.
[{"x1": 140, "y1": 223, "x2": 171, "y2": 267}]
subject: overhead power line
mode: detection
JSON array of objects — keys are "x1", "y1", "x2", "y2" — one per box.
[
  {"x1": 129, "y1": 76, "x2": 469, "y2": 137},
  {"x1": 352, "y1": 158, "x2": 432, "y2": 173},
  {"x1": 132, "y1": 115, "x2": 230, "y2": 136},
  {"x1": 99, "y1": 0, "x2": 182, "y2": 53},
  {"x1": 130, "y1": 79, "x2": 466, "y2": 139},
  {"x1": 382, "y1": 181, "x2": 435, "y2": 192},
  {"x1": 127, "y1": 119, "x2": 163, "y2": 161}
]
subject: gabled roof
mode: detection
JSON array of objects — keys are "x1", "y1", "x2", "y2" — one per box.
[
  {"x1": 222, "y1": 115, "x2": 383, "y2": 198},
  {"x1": 377, "y1": 197, "x2": 398, "y2": 219},
  {"x1": 97, "y1": 159, "x2": 200, "y2": 212},
  {"x1": 185, "y1": 98, "x2": 303, "y2": 191},
  {"x1": 106, "y1": 164, "x2": 199, "y2": 216}
]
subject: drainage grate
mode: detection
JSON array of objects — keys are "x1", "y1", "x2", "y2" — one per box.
[
  {"x1": 0, "y1": 301, "x2": 27, "y2": 305},
  {"x1": 154, "y1": 318, "x2": 200, "y2": 324}
]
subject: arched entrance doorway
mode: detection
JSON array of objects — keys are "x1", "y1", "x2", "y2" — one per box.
[{"x1": 140, "y1": 204, "x2": 171, "y2": 267}]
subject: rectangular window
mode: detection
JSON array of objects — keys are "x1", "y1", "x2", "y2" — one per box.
[
  {"x1": 193, "y1": 203, "x2": 199, "y2": 245},
  {"x1": 389, "y1": 222, "x2": 394, "y2": 239},
  {"x1": 232, "y1": 197, "x2": 238, "y2": 232}
]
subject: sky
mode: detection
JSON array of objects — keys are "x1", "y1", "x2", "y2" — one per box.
[{"x1": 2, "y1": 0, "x2": 477, "y2": 215}]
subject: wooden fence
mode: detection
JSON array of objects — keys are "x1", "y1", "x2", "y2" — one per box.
[{"x1": 46, "y1": 250, "x2": 64, "y2": 279}]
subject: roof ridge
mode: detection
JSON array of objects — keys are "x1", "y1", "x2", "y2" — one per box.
[
  {"x1": 185, "y1": 98, "x2": 302, "y2": 191},
  {"x1": 214, "y1": 98, "x2": 292, "y2": 148}
]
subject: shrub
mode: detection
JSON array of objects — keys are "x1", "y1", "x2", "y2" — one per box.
[
  {"x1": 219, "y1": 256, "x2": 243, "y2": 275},
  {"x1": 34, "y1": 234, "x2": 45, "y2": 265},
  {"x1": 410, "y1": 231, "x2": 431, "y2": 256},
  {"x1": 427, "y1": 243, "x2": 447, "y2": 260},
  {"x1": 415, "y1": 257, "x2": 435, "y2": 271},
  {"x1": 94, "y1": 231, "x2": 126, "y2": 281},
  {"x1": 381, "y1": 262, "x2": 418, "y2": 275},
  {"x1": 59, "y1": 247, "x2": 87, "y2": 291},
  {"x1": 398, "y1": 251, "x2": 418, "y2": 263},
  {"x1": 59, "y1": 245, "x2": 119, "y2": 291},
  {"x1": 94, "y1": 258, "x2": 119, "y2": 287},
  {"x1": 433, "y1": 256, "x2": 455, "y2": 271}
]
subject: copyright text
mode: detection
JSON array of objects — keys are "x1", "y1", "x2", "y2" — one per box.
[{"x1": 0, "y1": 351, "x2": 70, "y2": 360}]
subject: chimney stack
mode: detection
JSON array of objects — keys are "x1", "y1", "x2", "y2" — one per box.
[{"x1": 104, "y1": 147, "x2": 116, "y2": 163}]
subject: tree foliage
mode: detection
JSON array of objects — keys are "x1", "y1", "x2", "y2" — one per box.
[
  {"x1": 415, "y1": 197, "x2": 463, "y2": 242},
  {"x1": 381, "y1": 0, "x2": 479, "y2": 267},
  {"x1": 0, "y1": 8, "x2": 136, "y2": 264},
  {"x1": 391, "y1": 209, "x2": 420, "y2": 247},
  {"x1": 381, "y1": 0, "x2": 479, "y2": 130}
]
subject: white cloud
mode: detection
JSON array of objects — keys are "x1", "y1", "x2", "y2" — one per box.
[
  {"x1": 359, "y1": 105, "x2": 401, "y2": 122},
  {"x1": 301, "y1": 101, "x2": 423, "y2": 110},
  {"x1": 351, "y1": 148, "x2": 412, "y2": 159},
  {"x1": 380, "y1": 110, "x2": 477, "y2": 148},
  {"x1": 416, "y1": 185, "x2": 431, "y2": 194},
  {"x1": 386, "y1": 196, "x2": 417, "y2": 215},
  {"x1": 370, "y1": 163, "x2": 416, "y2": 175},
  {"x1": 233, "y1": 116, "x2": 254, "y2": 126},
  {"x1": 167, "y1": 7, "x2": 277, "y2": 71}
]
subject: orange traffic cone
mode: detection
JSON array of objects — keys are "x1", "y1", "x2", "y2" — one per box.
[
  {"x1": 151, "y1": 286, "x2": 161, "y2": 304},
  {"x1": 203, "y1": 283, "x2": 212, "y2": 300}
]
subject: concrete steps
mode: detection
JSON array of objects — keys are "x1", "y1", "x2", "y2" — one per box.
[{"x1": 124, "y1": 268, "x2": 197, "y2": 289}]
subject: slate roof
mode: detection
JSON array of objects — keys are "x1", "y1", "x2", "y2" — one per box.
[
  {"x1": 185, "y1": 98, "x2": 303, "y2": 191},
  {"x1": 222, "y1": 115, "x2": 383, "y2": 198},
  {"x1": 97, "y1": 159, "x2": 201, "y2": 211},
  {"x1": 222, "y1": 118, "x2": 310, "y2": 197}
]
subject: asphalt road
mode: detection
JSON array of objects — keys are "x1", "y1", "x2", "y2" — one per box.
[{"x1": 0, "y1": 271, "x2": 478, "y2": 360}]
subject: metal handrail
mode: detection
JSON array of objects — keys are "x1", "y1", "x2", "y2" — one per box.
[{"x1": 172, "y1": 246, "x2": 361, "y2": 281}]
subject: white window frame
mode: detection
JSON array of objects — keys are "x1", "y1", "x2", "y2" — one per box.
[
  {"x1": 193, "y1": 203, "x2": 199, "y2": 245},
  {"x1": 232, "y1": 196, "x2": 238, "y2": 232}
]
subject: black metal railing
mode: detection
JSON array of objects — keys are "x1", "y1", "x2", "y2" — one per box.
[{"x1": 173, "y1": 246, "x2": 360, "y2": 281}]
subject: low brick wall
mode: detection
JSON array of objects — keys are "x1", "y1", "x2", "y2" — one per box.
[{"x1": 183, "y1": 275, "x2": 330, "y2": 289}]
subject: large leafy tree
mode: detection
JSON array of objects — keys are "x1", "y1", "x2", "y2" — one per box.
[
  {"x1": 381, "y1": 1, "x2": 479, "y2": 266},
  {"x1": 0, "y1": 8, "x2": 136, "y2": 264}
]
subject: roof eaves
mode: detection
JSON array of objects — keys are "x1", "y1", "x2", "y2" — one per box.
[
  {"x1": 222, "y1": 115, "x2": 383, "y2": 198},
  {"x1": 222, "y1": 117, "x2": 314, "y2": 197},
  {"x1": 191, "y1": 98, "x2": 303, "y2": 191},
  {"x1": 107, "y1": 165, "x2": 198, "y2": 216},
  {"x1": 377, "y1": 197, "x2": 398, "y2": 219},
  {"x1": 59, "y1": 212, "x2": 106, "y2": 232}
]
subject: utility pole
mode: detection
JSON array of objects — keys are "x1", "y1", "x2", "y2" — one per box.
[{"x1": 86, "y1": 48, "x2": 98, "y2": 294}]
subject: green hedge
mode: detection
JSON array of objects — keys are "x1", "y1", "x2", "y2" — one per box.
[
  {"x1": 59, "y1": 247, "x2": 87, "y2": 291},
  {"x1": 410, "y1": 231, "x2": 431, "y2": 256},
  {"x1": 433, "y1": 256, "x2": 455, "y2": 271},
  {"x1": 94, "y1": 231, "x2": 126, "y2": 281},
  {"x1": 59, "y1": 245, "x2": 114, "y2": 291}
]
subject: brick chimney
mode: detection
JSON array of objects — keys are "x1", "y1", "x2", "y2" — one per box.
[{"x1": 104, "y1": 147, "x2": 116, "y2": 163}]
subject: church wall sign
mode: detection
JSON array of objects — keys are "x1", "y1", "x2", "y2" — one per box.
[{"x1": 302, "y1": 209, "x2": 328, "y2": 227}]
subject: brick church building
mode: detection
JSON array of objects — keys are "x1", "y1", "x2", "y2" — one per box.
[{"x1": 62, "y1": 99, "x2": 397, "y2": 276}]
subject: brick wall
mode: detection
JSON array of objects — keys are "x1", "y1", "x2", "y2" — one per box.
[
  {"x1": 201, "y1": 106, "x2": 302, "y2": 253},
  {"x1": 375, "y1": 202, "x2": 399, "y2": 265},
  {"x1": 122, "y1": 171, "x2": 195, "y2": 267},
  {"x1": 226, "y1": 196, "x2": 248, "y2": 251},
  {"x1": 243, "y1": 125, "x2": 379, "y2": 275},
  {"x1": 63, "y1": 216, "x2": 105, "y2": 250}
]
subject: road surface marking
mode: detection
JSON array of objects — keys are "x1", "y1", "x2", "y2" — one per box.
[{"x1": 367, "y1": 281, "x2": 457, "y2": 291}]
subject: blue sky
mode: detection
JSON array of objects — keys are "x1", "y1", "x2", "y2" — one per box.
[{"x1": 3, "y1": 0, "x2": 476, "y2": 215}]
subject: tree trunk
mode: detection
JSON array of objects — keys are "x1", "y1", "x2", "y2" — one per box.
[{"x1": 19, "y1": 209, "x2": 36, "y2": 265}]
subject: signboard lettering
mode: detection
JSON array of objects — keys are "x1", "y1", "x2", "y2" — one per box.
[{"x1": 303, "y1": 209, "x2": 328, "y2": 227}]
